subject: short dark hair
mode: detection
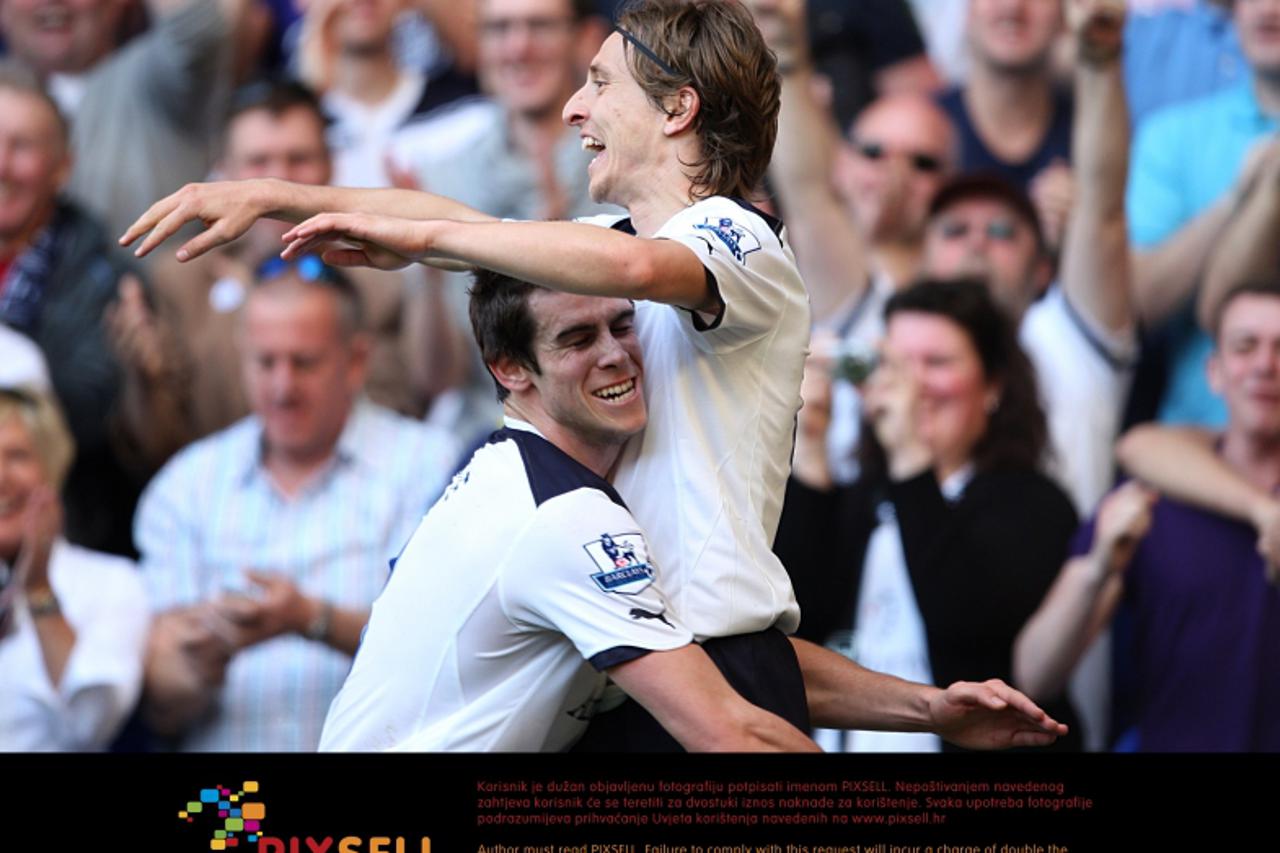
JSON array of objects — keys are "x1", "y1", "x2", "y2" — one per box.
[
  {"x1": 228, "y1": 77, "x2": 328, "y2": 127},
  {"x1": 616, "y1": 0, "x2": 780, "y2": 200},
  {"x1": 252, "y1": 255, "x2": 365, "y2": 340},
  {"x1": 468, "y1": 268, "x2": 548, "y2": 401},
  {"x1": 1211, "y1": 279, "x2": 1280, "y2": 343},
  {"x1": 878, "y1": 278, "x2": 1048, "y2": 473}
]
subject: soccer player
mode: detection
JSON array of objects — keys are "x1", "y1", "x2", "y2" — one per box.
[{"x1": 123, "y1": 0, "x2": 1065, "y2": 751}]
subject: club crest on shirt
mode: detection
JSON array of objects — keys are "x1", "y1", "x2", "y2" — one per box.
[
  {"x1": 693, "y1": 216, "x2": 760, "y2": 263},
  {"x1": 583, "y1": 532, "x2": 655, "y2": 595}
]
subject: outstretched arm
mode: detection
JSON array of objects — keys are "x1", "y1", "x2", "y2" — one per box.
[
  {"x1": 608, "y1": 645, "x2": 820, "y2": 752},
  {"x1": 790, "y1": 638, "x2": 1067, "y2": 749},
  {"x1": 280, "y1": 214, "x2": 718, "y2": 312},
  {"x1": 1060, "y1": 0, "x2": 1132, "y2": 335},
  {"x1": 120, "y1": 179, "x2": 496, "y2": 261}
]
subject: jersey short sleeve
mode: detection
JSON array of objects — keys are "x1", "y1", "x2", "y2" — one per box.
[
  {"x1": 499, "y1": 488, "x2": 693, "y2": 670},
  {"x1": 654, "y1": 197, "x2": 803, "y2": 352}
]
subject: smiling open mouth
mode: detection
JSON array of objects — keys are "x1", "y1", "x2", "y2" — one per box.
[{"x1": 593, "y1": 378, "x2": 636, "y2": 401}]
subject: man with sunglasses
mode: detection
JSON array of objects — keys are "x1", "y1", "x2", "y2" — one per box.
[{"x1": 124, "y1": 0, "x2": 1067, "y2": 752}]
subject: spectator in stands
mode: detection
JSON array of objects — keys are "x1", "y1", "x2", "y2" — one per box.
[
  {"x1": 296, "y1": 0, "x2": 476, "y2": 187},
  {"x1": 0, "y1": 387, "x2": 149, "y2": 751},
  {"x1": 1128, "y1": 0, "x2": 1280, "y2": 427},
  {"x1": 771, "y1": 0, "x2": 1134, "y2": 750},
  {"x1": 0, "y1": 65, "x2": 188, "y2": 556},
  {"x1": 1016, "y1": 280, "x2": 1280, "y2": 751},
  {"x1": 391, "y1": 0, "x2": 610, "y2": 221},
  {"x1": 760, "y1": 0, "x2": 1135, "y2": 513},
  {"x1": 137, "y1": 260, "x2": 457, "y2": 751},
  {"x1": 938, "y1": 0, "x2": 1074, "y2": 250},
  {"x1": 0, "y1": 0, "x2": 246, "y2": 240},
  {"x1": 387, "y1": 0, "x2": 614, "y2": 441},
  {"x1": 149, "y1": 79, "x2": 467, "y2": 435},
  {"x1": 775, "y1": 279, "x2": 1082, "y2": 753}
]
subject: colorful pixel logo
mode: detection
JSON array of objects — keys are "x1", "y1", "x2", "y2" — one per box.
[{"x1": 177, "y1": 780, "x2": 266, "y2": 850}]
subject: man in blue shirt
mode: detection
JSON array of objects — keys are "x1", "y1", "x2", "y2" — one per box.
[{"x1": 1128, "y1": 0, "x2": 1280, "y2": 426}]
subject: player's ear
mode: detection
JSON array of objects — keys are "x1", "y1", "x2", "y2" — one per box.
[
  {"x1": 489, "y1": 356, "x2": 535, "y2": 396},
  {"x1": 663, "y1": 86, "x2": 700, "y2": 137}
]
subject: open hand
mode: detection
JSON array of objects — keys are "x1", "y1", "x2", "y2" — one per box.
[
  {"x1": 120, "y1": 180, "x2": 281, "y2": 261},
  {"x1": 930, "y1": 679, "x2": 1069, "y2": 750}
]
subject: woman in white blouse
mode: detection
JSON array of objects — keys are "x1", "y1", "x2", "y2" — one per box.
[{"x1": 0, "y1": 387, "x2": 148, "y2": 751}]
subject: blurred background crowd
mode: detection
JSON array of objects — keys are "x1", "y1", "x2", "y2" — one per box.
[{"x1": 1, "y1": 0, "x2": 1277, "y2": 753}]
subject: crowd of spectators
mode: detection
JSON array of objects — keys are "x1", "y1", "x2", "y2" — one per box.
[{"x1": 0, "y1": 0, "x2": 1276, "y2": 753}]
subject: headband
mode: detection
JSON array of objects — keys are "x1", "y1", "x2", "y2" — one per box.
[{"x1": 615, "y1": 25, "x2": 680, "y2": 77}]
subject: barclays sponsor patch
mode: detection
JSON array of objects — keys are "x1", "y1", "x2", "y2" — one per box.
[
  {"x1": 583, "y1": 532, "x2": 655, "y2": 595},
  {"x1": 692, "y1": 216, "x2": 760, "y2": 263}
]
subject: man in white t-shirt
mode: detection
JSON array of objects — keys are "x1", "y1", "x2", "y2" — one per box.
[{"x1": 125, "y1": 0, "x2": 1068, "y2": 753}]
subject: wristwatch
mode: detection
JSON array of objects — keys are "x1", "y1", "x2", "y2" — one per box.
[
  {"x1": 27, "y1": 587, "x2": 61, "y2": 619},
  {"x1": 304, "y1": 600, "x2": 333, "y2": 643}
]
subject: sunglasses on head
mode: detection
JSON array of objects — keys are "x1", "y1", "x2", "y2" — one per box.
[
  {"x1": 854, "y1": 141, "x2": 944, "y2": 174},
  {"x1": 254, "y1": 254, "x2": 348, "y2": 285}
]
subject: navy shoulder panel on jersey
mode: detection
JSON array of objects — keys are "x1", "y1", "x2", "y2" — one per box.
[
  {"x1": 488, "y1": 428, "x2": 628, "y2": 509},
  {"x1": 728, "y1": 197, "x2": 784, "y2": 238}
]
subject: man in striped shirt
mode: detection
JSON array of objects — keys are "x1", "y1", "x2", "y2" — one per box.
[{"x1": 136, "y1": 260, "x2": 458, "y2": 751}]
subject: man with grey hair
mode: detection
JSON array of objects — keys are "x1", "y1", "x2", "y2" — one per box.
[{"x1": 0, "y1": 65, "x2": 187, "y2": 555}]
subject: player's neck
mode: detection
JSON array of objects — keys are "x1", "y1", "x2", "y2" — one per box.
[
  {"x1": 626, "y1": 185, "x2": 696, "y2": 238},
  {"x1": 619, "y1": 144, "x2": 701, "y2": 237},
  {"x1": 504, "y1": 405, "x2": 624, "y2": 479}
]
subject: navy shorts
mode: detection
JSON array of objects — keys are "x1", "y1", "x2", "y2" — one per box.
[{"x1": 570, "y1": 627, "x2": 809, "y2": 752}]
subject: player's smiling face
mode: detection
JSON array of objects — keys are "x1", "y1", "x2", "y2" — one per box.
[
  {"x1": 527, "y1": 290, "x2": 647, "y2": 450},
  {"x1": 563, "y1": 32, "x2": 668, "y2": 208}
]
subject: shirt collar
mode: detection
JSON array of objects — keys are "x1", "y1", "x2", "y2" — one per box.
[
  {"x1": 237, "y1": 398, "x2": 379, "y2": 487},
  {"x1": 502, "y1": 415, "x2": 546, "y2": 439}
]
